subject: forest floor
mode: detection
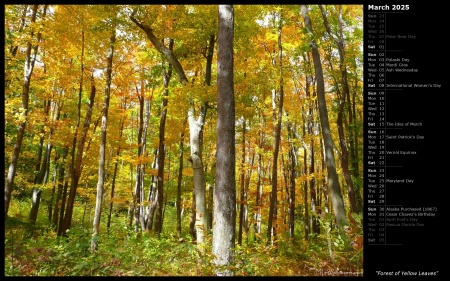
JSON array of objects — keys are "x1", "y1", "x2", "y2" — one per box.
[{"x1": 4, "y1": 200, "x2": 363, "y2": 276}]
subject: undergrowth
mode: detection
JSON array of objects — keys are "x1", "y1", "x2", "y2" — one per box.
[{"x1": 4, "y1": 199, "x2": 363, "y2": 276}]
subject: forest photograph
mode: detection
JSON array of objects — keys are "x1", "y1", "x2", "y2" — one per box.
[{"x1": 4, "y1": 4, "x2": 363, "y2": 276}]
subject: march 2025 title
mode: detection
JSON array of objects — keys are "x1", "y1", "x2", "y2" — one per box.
[{"x1": 368, "y1": 5, "x2": 410, "y2": 11}]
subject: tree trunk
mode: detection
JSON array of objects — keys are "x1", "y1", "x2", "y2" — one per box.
[
  {"x1": 59, "y1": 25, "x2": 86, "y2": 236},
  {"x1": 190, "y1": 192, "x2": 196, "y2": 240},
  {"x1": 61, "y1": 26, "x2": 86, "y2": 235},
  {"x1": 287, "y1": 123, "x2": 297, "y2": 238},
  {"x1": 243, "y1": 153, "x2": 254, "y2": 238},
  {"x1": 349, "y1": 73, "x2": 363, "y2": 212},
  {"x1": 254, "y1": 114, "x2": 265, "y2": 239},
  {"x1": 146, "y1": 150, "x2": 158, "y2": 231},
  {"x1": 267, "y1": 11, "x2": 284, "y2": 245},
  {"x1": 176, "y1": 130, "x2": 185, "y2": 239},
  {"x1": 213, "y1": 5, "x2": 235, "y2": 276},
  {"x1": 91, "y1": 29, "x2": 115, "y2": 251},
  {"x1": 154, "y1": 39, "x2": 174, "y2": 234},
  {"x1": 319, "y1": 5, "x2": 359, "y2": 214},
  {"x1": 238, "y1": 119, "x2": 246, "y2": 245},
  {"x1": 349, "y1": 80, "x2": 363, "y2": 212},
  {"x1": 48, "y1": 155, "x2": 57, "y2": 222},
  {"x1": 302, "y1": 133, "x2": 310, "y2": 240},
  {"x1": 34, "y1": 100, "x2": 50, "y2": 185},
  {"x1": 107, "y1": 118, "x2": 124, "y2": 231},
  {"x1": 47, "y1": 101, "x2": 61, "y2": 222},
  {"x1": 29, "y1": 188, "x2": 42, "y2": 224},
  {"x1": 309, "y1": 141, "x2": 320, "y2": 235},
  {"x1": 243, "y1": 148, "x2": 254, "y2": 239},
  {"x1": 53, "y1": 146, "x2": 68, "y2": 231},
  {"x1": 190, "y1": 121, "x2": 207, "y2": 246},
  {"x1": 206, "y1": 183, "x2": 214, "y2": 231},
  {"x1": 5, "y1": 5, "x2": 46, "y2": 217},
  {"x1": 34, "y1": 129, "x2": 45, "y2": 184},
  {"x1": 57, "y1": 170, "x2": 69, "y2": 236},
  {"x1": 204, "y1": 34, "x2": 215, "y2": 232},
  {"x1": 61, "y1": 74, "x2": 97, "y2": 236},
  {"x1": 131, "y1": 13, "x2": 209, "y2": 248},
  {"x1": 320, "y1": 138, "x2": 331, "y2": 215},
  {"x1": 134, "y1": 84, "x2": 150, "y2": 232},
  {"x1": 301, "y1": 5, "x2": 347, "y2": 227},
  {"x1": 32, "y1": 99, "x2": 52, "y2": 222}
]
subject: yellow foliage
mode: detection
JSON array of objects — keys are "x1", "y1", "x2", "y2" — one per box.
[
  {"x1": 150, "y1": 137, "x2": 160, "y2": 149},
  {"x1": 110, "y1": 197, "x2": 129, "y2": 203},
  {"x1": 134, "y1": 154, "x2": 154, "y2": 166},
  {"x1": 182, "y1": 167, "x2": 193, "y2": 177},
  {"x1": 148, "y1": 169, "x2": 158, "y2": 176}
]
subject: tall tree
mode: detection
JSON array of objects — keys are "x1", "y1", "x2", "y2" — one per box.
[
  {"x1": 130, "y1": 9, "x2": 210, "y2": 248},
  {"x1": 61, "y1": 74, "x2": 97, "y2": 236},
  {"x1": 237, "y1": 119, "x2": 246, "y2": 245},
  {"x1": 5, "y1": 5, "x2": 47, "y2": 217},
  {"x1": 286, "y1": 122, "x2": 297, "y2": 238},
  {"x1": 91, "y1": 25, "x2": 116, "y2": 251},
  {"x1": 107, "y1": 116, "x2": 125, "y2": 231},
  {"x1": 31, "y1": 100, "x2": 53, "y2": 225},
  {"x1": 176, "y1": 128, "x2": 186, "y2": 239},
  {"x1": 204, "y1": 34, "x2": 216, "y2": 232},
  {"x1": 52, "y1": 145, "x2": 68, "y2": 232},
  {"x1": 154, "y1": 39, "x2": 174, "y2": 234},
  {"x1": 319, "y1": 5, "x2": 359, "y2": 214},
  {"x1": 300, "y1": 5, "x2": 347, "y2": 227},
  {"x1": 58, "y1": 7, "x2": 96, "y2": 236},
  {"x1": 267, "y1": 9, "x2": 284, "y2": 245},
  {"x1": 212, "y1": 4, "x2": 235, "y2": 276},
  {"x1": 5, "y1": 4, "x2": 28, "y2": 89},
  {"x1": 254, "y1": 113, "x2": 265, "y2": 239},
  {"x1": 33, "y1": 100, "x2": 51, "y2": 185},
  {"x1": 134, "y1": 82, "x2": 150, "y2": 232}
]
